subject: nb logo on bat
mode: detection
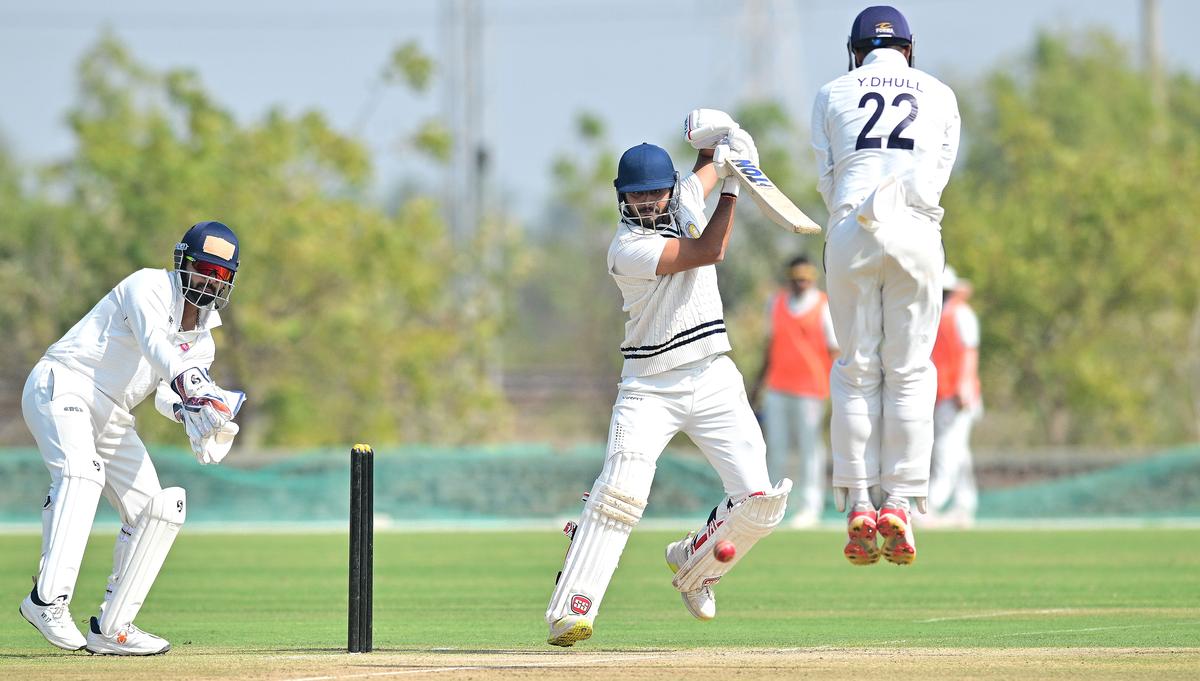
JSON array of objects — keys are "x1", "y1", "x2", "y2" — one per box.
[{"x1": 731, "y1": 159, "x2": 774, "y2": 188}]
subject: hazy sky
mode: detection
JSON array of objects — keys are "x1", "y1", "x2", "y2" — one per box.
[{"x1": 1, "y1": 0, "x2": 1195, "y2": 220}]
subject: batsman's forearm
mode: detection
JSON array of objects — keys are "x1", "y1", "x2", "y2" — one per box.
[{"x1": 693, "y1": 194, "x2": 736, "y2": 262}]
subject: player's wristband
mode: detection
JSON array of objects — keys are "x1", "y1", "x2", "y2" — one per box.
[
  {"x1": 720, "y1": 192, "x2": 738, "y2": 200},
  {"x1": 720, "y1": 176, "x2": 740, "y2": 197}
]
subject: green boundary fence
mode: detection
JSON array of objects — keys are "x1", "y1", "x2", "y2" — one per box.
[{"x1": 0, "y1": 444, "x2": 1196, "y2": 524}]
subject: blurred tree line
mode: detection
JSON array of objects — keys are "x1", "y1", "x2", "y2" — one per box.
[
  {"x1": 0, "y1": 35, "x2": 510, "y2": 448},
  {"x1": 508, "y1": 30, "x2": 1200, "y2": 449},
  {"x1": 2, "y1": 30, "x2": 1198, "y2": 449}
]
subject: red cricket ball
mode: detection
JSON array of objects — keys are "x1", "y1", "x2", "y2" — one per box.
[{"x1": 713, "y1": 540, "x2": 736, "y2": 562}]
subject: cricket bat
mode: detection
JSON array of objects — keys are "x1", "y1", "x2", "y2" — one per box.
[{"x1": 721, "y1": 149, "x2": 822, "y2": 235}]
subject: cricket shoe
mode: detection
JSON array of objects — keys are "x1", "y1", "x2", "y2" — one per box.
[
  {"x1": 85, "y1": 616, "x2": 170, "y2": 655},
  {"x1": 877, "y1": 505, "x2": 916, "y2": 566},
  {"x1": 19, "y1": 589, "x2": 86, "y2": 651},
  {"x1": 843, "y1": 508, "x2": 880, "y2": 566},
  {"x1": 665, "y1": 533, "x2": 716, "y2": 620},
  {"x1": 547, "y1": 615, "x2": 592, "y2": 647}
]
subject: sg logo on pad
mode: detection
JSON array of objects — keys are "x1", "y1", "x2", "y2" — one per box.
[{"x1": 570, "y1": 594, "x2": 592, "y2": 615}]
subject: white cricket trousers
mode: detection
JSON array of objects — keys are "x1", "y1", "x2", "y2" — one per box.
[
  {"x1": 929, "y1": 398, "x2": 980, "y2": 514},
  {"x1": 612, "y1": 354, "x2": 772, "y2": 497},
  {"x1": 824, "y1": 211, "x2": 943, "y2": 498},
  {"x1": 22, "y1": 359, "x2": 164, "y2": 603},
  {"x1": 763, "y1": 390, "x2": 826, "y2": 518},
  {"x1": 546, "y1": 354, "x2": 772, "y2": 625}
]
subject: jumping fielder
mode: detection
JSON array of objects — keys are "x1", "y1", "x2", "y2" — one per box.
[
  {"x1": 811, "y1": 5, "x2": 960, "y2": 565},
  {"x1": 19, "y1": 221, "x2": 244, "y2": 655},
  {"x1": 545, "y1": 111, "x2": 790, "y2": 647}
]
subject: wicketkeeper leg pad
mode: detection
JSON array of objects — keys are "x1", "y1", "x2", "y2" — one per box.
[
  {"x1": 98, "y1": 487, "x2": 186, "y2": 636},
  {"x1": 672, "y1": 478, "x2": 791, "y2": 593},
  {"x1": 37, "y1": 461, "x2": 105, "y2": 603},
  {"x1": 546, "y1": 450, "x2": 654, "y2": 624}
]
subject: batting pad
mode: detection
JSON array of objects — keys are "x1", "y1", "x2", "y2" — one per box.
[
  {"x1": 672, "y1": 478, "x2": 791, "y2": 593},
  {"x1": 98, "y1": 487, "x2": 186, "y2": 636},
  {"x1": 546, "y1": 450, "x2": 654, "y2": 624},
  {"x1": 38, "y1": 467, "x2": 104, "y2": 603}
]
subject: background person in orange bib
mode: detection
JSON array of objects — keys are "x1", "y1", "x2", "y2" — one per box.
[
  {"x1": 751, "y1": 255, "x2": 839, "y2": 527},
  {"x1": 928, "y1": 265, "x2": 981, "y2": 527}
]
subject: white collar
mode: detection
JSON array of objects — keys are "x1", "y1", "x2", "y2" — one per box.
[{"x1": 861, "y1": 48, "x2": 909, "y2": 68}]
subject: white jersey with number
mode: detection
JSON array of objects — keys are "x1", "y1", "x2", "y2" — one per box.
[
  {"x1": 811, "y1": 48, "x2": 960, "y2": 225},
  {"x1": 607, "y1": 173, "x2": 730, "y2": 377},
  {"x1": 43, "y1": 268, "x2": 221, "y2": 416}
]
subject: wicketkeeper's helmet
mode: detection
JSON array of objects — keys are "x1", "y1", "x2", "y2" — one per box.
[{"x1": 173, "y1": 221, "x2": 240, "y2": 311}]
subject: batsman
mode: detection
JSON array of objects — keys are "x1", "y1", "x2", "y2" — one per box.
[
  {"x1": 545, "y1": 110, "x2": 790, "y2": 647},
  {"x1": 18, "y1": 221, "x2": 245, "y2": 655}
]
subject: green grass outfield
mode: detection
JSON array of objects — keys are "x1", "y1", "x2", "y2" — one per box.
[{"x1": 0, "y1": 528, "x2": 1197, "y2": 679}]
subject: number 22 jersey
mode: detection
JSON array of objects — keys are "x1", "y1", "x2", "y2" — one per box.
[{"x1": 811, "y1": 48, "x2": 960, "y2": 226}]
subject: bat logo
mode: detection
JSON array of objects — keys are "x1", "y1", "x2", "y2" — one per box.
[{"x1": 731, "y1": 159, "x2": 775, "y2": 188}]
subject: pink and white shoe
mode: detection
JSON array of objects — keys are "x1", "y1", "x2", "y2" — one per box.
[
  {"x1": 843, "y1": 508, "x2": 880, "y2": 566},
  {"x1": 878, "y1": 505, "x2": 916, "y2": 565}
]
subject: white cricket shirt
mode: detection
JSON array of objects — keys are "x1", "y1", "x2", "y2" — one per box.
[
  {"x1": 811, "y1": 48, "x2": 961, "y2": 225},
  {"x1": 607, "y1": 173, "x2": 730, "y2": 377},
  {"x1": 954, "y1": 303, "x2": 980, "y2": 349},
  {"x1": 43, "y1": 268, "x2": 221, "y2": 414}
]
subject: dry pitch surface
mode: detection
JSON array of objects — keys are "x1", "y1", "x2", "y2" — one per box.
[{"x1": 5, "y1": 647, "x2": 1200, "y2": 680}]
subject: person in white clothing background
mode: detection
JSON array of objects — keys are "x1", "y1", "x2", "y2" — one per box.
[
  {"x1": 19, "y1": 220, "x2": 245, "y2": 655},
  {"x1": 811, "y1": 5, "x2": 961, "y2": 566},
  {"x1": 545, "y1": 110, "x2": 790, "y2": 647},
  {"x1": 928, "y1": 265, "x2": 981, "y2": 527}
]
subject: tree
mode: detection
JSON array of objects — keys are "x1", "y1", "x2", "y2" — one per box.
[
  {"x1": 942, "y1": 30, "x2": 1200, "y2": 445},
  {"x1": 1, "y1": 34, "x2": 510, "y2": 447}
]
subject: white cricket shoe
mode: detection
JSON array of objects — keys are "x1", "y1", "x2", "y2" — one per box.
[
  {"x1": 85, "y1": 616, "x2": 170, "y2": 656},
  {"x1": 665, "y1": 534, "x2": 716, "y2": 621},
  {"x1": 547, "y1": 615, "x2": 592, "y2": 647},
  {"x1": 19, "y1": 590, "x2": 86, "y2": 651}
]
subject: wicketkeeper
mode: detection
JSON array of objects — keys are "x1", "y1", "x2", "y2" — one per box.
[
  {"x1": 545, "y1": 110, "x2": 790, "y2": 647},
  {"x1": 19, "y1": 221, "x2": 245, "y2": 655}
]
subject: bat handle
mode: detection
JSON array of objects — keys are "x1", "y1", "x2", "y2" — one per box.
[{"x1": 714, "y1": 144, "x2": 730, "y2": 173}]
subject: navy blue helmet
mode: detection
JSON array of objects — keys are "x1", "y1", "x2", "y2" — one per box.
[
  {"x1": 173, "y1": 221, "x2": 240, "y2": 311},
  {"x1": 615, "y1": 143, "x2": 677, "y2": 194},
  {"x1": 847, "y1": 5, "x2": 914, "y2": 69},
  {"x1": 614, "y1": 143, "x2": 681, "y2": 234}
]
